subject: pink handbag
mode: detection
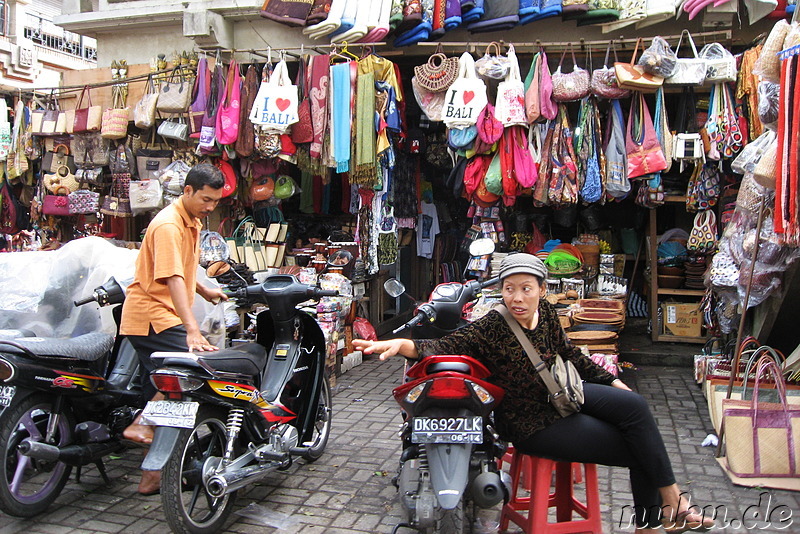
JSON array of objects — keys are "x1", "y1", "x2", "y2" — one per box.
[
  {"x1": 539, "y1": 51, "x2": 557, "y2": 121},
  {"x1": 626, "y1": 92, "x2": 667, "y2": 179},
  {"x1": 215, "y1": 59, "x2": 241, "y2": 146}
]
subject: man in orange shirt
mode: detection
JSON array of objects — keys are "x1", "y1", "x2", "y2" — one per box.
[{"x1": 120, "y1": 163, "x2": 228, "y2": 494}]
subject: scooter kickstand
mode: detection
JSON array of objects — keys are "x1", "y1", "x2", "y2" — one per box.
[
  {"x1": 95, "y1": 460, "x2": 112, "y2": 485},
  {"x1": 75, "y1": 465, "x2": 82, "y2": 484}
]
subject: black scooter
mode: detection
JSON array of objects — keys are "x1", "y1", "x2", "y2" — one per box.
[
  {"x1": 0, "y1": 278, "x2": 143, "y2": 517},
  {"x1": 140, "y1": 263, "x2": 338, "y2": 534}
]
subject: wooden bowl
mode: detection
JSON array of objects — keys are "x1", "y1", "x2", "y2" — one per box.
[
  {"x1": 657, "y1": 265, "x2": 685, "y2": 276},
  {"x1": 657, "y1": 274, "x2": 684, "y2": 289}
]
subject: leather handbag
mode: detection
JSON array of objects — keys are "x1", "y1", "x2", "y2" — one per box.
[
  {"x1": 551, "y1": 43, "x2": 591, "y2": 103},
  {"x1": 414, "y1": 45, "x2": 460, "y2": 93},
  {"x1": 626, "y1": 92, "x2": 667, "y2": 179},
  {"x1": 157, "y1": 67, "x2": 192, "y2": 113},
  {"x1": 67, "y1": 86, "x2": 102, "y2": 134},
  {"x1": 614, "y1": 38, "x2": 664, "y2": 92},
  {"x1": 157, "y1": 115, "x2": 189, "y2": 142},
  {"x1": 215, "y1": 59, "x2": 242, "y2": 146},
  {"x1": 236, "y1": 64, "x2": 258, "y2": 157},
  {"x1": 135, "y1": 148, "x2": 173, "y2": 181},
  {"x1": 134, "y1": 75, "x2": 159, "y2": 129},
  {"x1": 42, "y1": 187, "x2": 72, "y2": 217},
  {"x1": 665, "y1": 30, "x2": 707, "y2": 86},
  {"x1": 499, "y1": 305, "x2": 583, "y2": 417},
  {"x1": 591, "y1": 41, "x2": 631, "y2": 100}
]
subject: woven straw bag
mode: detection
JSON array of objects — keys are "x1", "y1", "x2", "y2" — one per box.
[
  {"x1": 752, "y1": 138, "x2": 778, "y2": 189},
  {"x1": 414, "y1": 48, "x2": 460, "y2": 93}
]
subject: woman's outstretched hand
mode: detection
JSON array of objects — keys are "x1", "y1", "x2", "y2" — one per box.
[{"x1": 352, "y1": 338, "x2": 418, "y2": 361}]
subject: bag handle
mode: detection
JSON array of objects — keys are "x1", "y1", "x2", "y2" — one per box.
[
  {"x1": 629, "y1": 38, "x2": 644, "y2": 66},
  {"x1": 484, "y1": 41, "x2": 502, "y2": 57},
  {"x1": 506, "y1": 44, "x2": 521, "y2": 82},
  {"x1": 54, "y1": 143, "x2": 70, "y2": 156},
  {"x1": 76, "y1": 86, "x2": 92, "y2": 110},
  {"x1": 675, "y1": 29, "x2": 700, "y2": 59},
  {"x1": 604, "y1": 41, "x2": 621, "y2": 68},
  {"x1": 497, "y1": 305, "x2": 564, "y2": 400},
  {"x1": 222, "y1": 59, "x2": 238, "y2": 107}
]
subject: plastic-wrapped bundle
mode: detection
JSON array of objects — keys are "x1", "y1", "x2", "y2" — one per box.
[
  {"x1": 758, "y1": 81, "x2": 780, "y2": 128},
  {"x1": 637, "y1": 36, "x2": 677, "y2": 78}
]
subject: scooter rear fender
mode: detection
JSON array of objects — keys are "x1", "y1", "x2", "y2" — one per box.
[{"x1": 140, "y1": 426, "x2": 182, "y2": 471}]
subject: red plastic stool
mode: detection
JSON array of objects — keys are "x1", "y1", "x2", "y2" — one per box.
[{"x1": 499, "y1": 449, "x2": 603, "y2": 534}]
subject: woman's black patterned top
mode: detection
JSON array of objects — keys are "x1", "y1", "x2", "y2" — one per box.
[{"x1": 413, "y1": 300, "x2": 616, "y2": 444}]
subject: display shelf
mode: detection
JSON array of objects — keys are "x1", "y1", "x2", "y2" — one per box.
[
  {"x1": 653, "y1": 333, "x2": 708, "y2": 343},
  {"x1": 656, "y1": 288, "x2": 705, "y2": 297}
]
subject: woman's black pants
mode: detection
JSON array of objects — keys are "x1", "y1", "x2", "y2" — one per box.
[{"x1": 515, "y1": 383, "x2": 676, "y2": 529}]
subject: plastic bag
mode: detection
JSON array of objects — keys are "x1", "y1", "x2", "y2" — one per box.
[
  {"x1": 199, "y1": 230, "x2": 230, "y2": 266},
  {"x1": 757, "y1": 81, "x2": 780, "y2": 129},
  {"x1": 638, "y1": 36, "x2": 677, "y2": 78},
  {"x1": 475, "y1": 43, "x2": 510, "y2": 81},
  {"x1": 731, "y1": 130, "x2": 776, "y2": 175}
]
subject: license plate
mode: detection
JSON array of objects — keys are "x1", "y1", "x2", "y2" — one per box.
[
  {"x1": 411, "y1": 416, "x2": 483, "y2": 444},
  {"x1": 0, "y1": 385, "x2": 15, "y2": 407},
  {"x1": 140, "y1": 400, "x2": 199, "y2": 429}
]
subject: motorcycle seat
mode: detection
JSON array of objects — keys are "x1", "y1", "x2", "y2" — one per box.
[
  {"x1": 0, "y1": 332, "x2": 114, "y2": 361},
  {"x1": 156, "y1": 343, "x2": 267, "y2": 376},
  {"x1": 0, "y1": 328, "x2": 36, "y2": 339},
  {"x1": 427, "y1": 361, "x2": 472, "y2": 374}
]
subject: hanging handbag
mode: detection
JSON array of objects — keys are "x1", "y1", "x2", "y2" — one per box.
[
  {"x1": 157, "y1": 67, "x2": 192, "y2": 113},
  {"x1": 157, "y1": 115, "x2": 189, "y2": 142},
  {"x1": 42, "y1": 187, "x2": 72, "y2": 217},
  {"x1": 614, "y1": 38, "x2": 664, "y2": 92},
  {"x1": 199, "y1": 63, "x2": 223, "y2": 153},
  {"x1": 38, "y1": 97, "x2": 62, "y2": 137},
  {"x1": 414, "y1": 45, "x2": 460, "y2": 93},
  {"x1": 67, "y1": 86, "x2": 102, "y2": 134},
  {"x1": 700, "y1": 42, "x2": 737, "y2": 83},
  {"x1": 494, "y1": 44, "x2": 527, "y2": 127},
  {"x1": 538, "y1": 50, "x2": 558, "y2": 121},
  {"x1": 637, "y1": 35, "x2": 678, "y2": 78},
  {"x1": 215, "y1": 59, "x2": 242, "y2": 146},
  {"x1": 249, "y1": 59, "x2": 299, "y2": 132},
  {"x1": 100, "y1": 173, "x2": 133, "y2": 218},
  {"x1": 443, "y1": 52, "x2": 489, "y2": 129},
  {"x1": 499, "y1": 305, "x2": 584, "y2": 417},
  {"x1": 672, "y1": 87, "x2": 705, "y2": 170},
  {"x1": 626, "y1": 92, "x2": 667, "y2": 179},
  {"x1": 236, "y1": 64, "x2": 259, "y2": 157},
  {"x1": 474, "y1": 42, "x2": 510, "y2": 81},
  {"x1": 591, "y1": 41, "x2": 631, "y2": 100},
  {"x1": 665, "y1": 30, "x2": 707, "y2": 86},
  {"x1": 723, "y1": 354, "x2": 800, "y2": 478},
  {"x1": 190, "y1": 56, "x2": 211, "y2": 137},
  {"x1": 42, "y1": 143, "x2": 76, "y2": 174},
  {"x1": 101, "y1": 90, "x2": 129, "y2": 140},
  {"x1": 687, "y1": 209, "x2": 717, "y2": 252},
  {"x1": 551, "y1": 43, "x2": 591, "y2": 103},
  {"x1": 43, "y1": 165, "x2": 80, "y2": 194},
  {"x1": 129, "y1": 179, "x2": 164, "y2": 215},
  {"x1": 68, "y1": 187, "x2": 100, "y2": 215},
  {"x1": 291, "y1": 58, "x2": 314, "y2": 144},
  {"x1": 135, "y1": 147, "x2": 173, "y2": 181},
  {"x1": 524, "y1": 51, "x2": 543, "y2": 123},
  {"x1": 654, "y1": 87, "x2": 673, "y2": 173},
  {"x1": 134, "y1": 75, "x2": 159, "y2": 129},
  {"x1": 72, "y1": 132, "x2": 110, "y2": 167}
]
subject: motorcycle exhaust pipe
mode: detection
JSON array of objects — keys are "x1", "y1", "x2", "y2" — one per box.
[
  {"x1": 206, "y1": 459, "x2": 285, "y2": 498},
  {"x1": 471, "y1": 470, "x2": 505, "y2": 508},
  {"x1": 18, "y1": 438, "x2": 125, "y2": 466}
]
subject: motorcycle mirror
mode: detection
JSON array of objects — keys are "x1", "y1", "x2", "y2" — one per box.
[
  {"x1": 206, "y1": 260, "x2": 232, "y2": 278},
  {"x1": 383, "y1": 278, "x2": 406, "y2": 298},
  {"x1": 468, "y1": 238, "x2": 496, "y2": 257}
]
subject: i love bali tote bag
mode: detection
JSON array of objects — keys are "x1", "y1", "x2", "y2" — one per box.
[{"x1": 443, "y1": 52, "x2": 488, "y2": 129}]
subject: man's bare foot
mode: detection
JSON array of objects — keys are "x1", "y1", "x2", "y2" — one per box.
[
  {"x1": 123, "y1": 415, "x2": 154, "y2": 445},
  {"x1": 138, "y1": 470, "x2": 160, "y2": 496}
]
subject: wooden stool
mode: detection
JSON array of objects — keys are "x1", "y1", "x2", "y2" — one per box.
[{"x1": 499, "y1": 449, "x2": 603, "y2": 534}]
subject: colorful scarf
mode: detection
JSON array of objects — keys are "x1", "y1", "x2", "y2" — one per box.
[
  {"x1": 306, "y1": 0, "x2": 332, "y2": 25},
  {"x1": 353, "y1": 71, "x2": 377, "y2": 186},
  {"x1": 432, "y1": 0, "x2": 447, "y2": 37},
  {"x1": 776, "y1": 55, "x2": 789, "y2": 235},
  {"x1": 331, "y1": 62, "x2": 352, "y2": 173},
  {"x1": 309, "y1": 55, "x2": 330, "y2": 160}
]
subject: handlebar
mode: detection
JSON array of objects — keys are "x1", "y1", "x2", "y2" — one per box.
[
  {"x1": 73, "y1": 294, "x2": 96, "y2": 307},
  {"x1": 392, "y1": 304, "x2": 434, "y2": 334}
]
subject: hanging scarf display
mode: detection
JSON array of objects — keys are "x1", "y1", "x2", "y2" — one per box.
[
  {"x1": 575, "y1": 97, "x2": 603, "y2": 204},
  {"x1": 309, "y1": 54, "x2": 330, "y2": 160},
  {"x1": 330, "y1": 62, "x2": 352, "y2": 173},
  {"x1": 353, "y1": 71, "x2": 377, "y2": 186}
]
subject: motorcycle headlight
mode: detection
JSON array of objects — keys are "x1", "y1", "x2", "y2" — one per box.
[{"x1": 468, "y1": 381, "x2": 494, "y2": 404}]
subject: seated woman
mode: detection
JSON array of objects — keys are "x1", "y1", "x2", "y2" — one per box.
[{"x1": 354, "y1": 253, "x2": 714, "y2": 534}]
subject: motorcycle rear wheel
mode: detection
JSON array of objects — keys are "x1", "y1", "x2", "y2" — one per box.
[
  {"x1": 161, "y1": 407, "x2": 236, "y2": 534},
  {"x1": 300, "y1": 377, "x2": 332, "y2": 461},
  {"x1": 432, "y1": 500, "x2": 465, "y2": 534},
  {"x1": 0, "y1": 394, "x2": 74, "y2": 517}
]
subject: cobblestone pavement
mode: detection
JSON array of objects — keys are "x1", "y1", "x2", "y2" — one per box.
[{"x1": 1, "y1": 357, "x2": 800, "y2": 533}]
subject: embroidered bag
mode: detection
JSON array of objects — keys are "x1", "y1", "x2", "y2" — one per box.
[
  {"x1": 687, "y1": 209, "x2": 717, "y2": 253},
  {"x1": 249, "y1": 59, "x2": 299, "y2": 133},
  {"x1": 68, "y1": 188, "x2": 100, "y2": 215},
  {"x1": 625, "y1": 92, "x2": 667, "y2": 179},
  {"x1": 134, "y1": 75, "x2": 159, "y2": 129},
  {"x1": 100, "y1": 173, "x2": 133, "y2": 218},
  {"x1": 42, "y1": 187, "x2": 72, "y2": 217},
  {"x1": 591, "y1": 41, "x2": 631, "y2": 100},
  {"x1": 551, "y1": 43, "x2": 591, "y2": 103},
  {"x1": 157, "y1": 67, "x2": 192, "y2": 113},
  {"x1": 215, "y1": 59, "x2": 242, "y2": 146},
  {"x1": 495, "y1": 44, "x2": 527, "y2": 127},
  {"x1": 443, "y1": 52, "x2": 489, "y2": 128}
]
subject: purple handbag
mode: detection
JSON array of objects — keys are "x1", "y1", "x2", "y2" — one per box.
[{"x1": 42, "y1": 188, "x2": 72, "y2": 216}]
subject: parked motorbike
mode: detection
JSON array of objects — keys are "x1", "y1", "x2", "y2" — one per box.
[
  {"x1": 0, "y1": 277, "x2": 143, "y2": 517},
  {"x1": 140, "y1": 265, "x2": 337, "y2": 534},
  {"x1": 385, "y1": 238, "x2": 509, "y2": 533}
]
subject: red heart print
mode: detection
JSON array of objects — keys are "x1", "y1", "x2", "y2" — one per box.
[
  {"x1": 463, "y1": 91, "x2": 474, "y2": 105},
  {"x1": 276, "y1": 98, "x2": 290, "y2": 111}
]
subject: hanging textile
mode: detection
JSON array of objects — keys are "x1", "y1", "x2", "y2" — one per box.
[
  {"x1": 353, "y1": 71, "x2": 377, "y2": 186},
  {"x1": 737, "y1": 45, "x2": 764, "y2": 141},
  {"x1": 330, "y1": 62, "x2": 352, "y2": 172},
  {"x1": 309, "y1": 54, "x2": 330, "y2": 160}
]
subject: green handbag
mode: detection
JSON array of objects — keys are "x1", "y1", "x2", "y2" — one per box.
[{"x1": 484, "y1": 153, "x2": 503, "y2": 196}]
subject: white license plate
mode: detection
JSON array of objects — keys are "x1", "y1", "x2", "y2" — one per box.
[
  {"x1": 140, "y1": 400, "x2": 199, "y2": 429},
  {"x1": 0, "y1": 385, "x2": 15, "y2": 407},
  {"x1": 411, "y1": 416, "x2": 483, "y2": 444}
]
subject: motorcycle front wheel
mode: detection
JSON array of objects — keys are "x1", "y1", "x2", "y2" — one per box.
[
  {"x1": 301, "y1": 377, "x2": 332, "y2": 461},
  {"x1": 0, "y1": 393, "x2": 74, "y2": 517},
  {"x1": 432, "y1": 500, "x2": 465, "y2": 534},
  {"x1": 161, "y1": 407, "x2": 236, "y2": 534}
]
